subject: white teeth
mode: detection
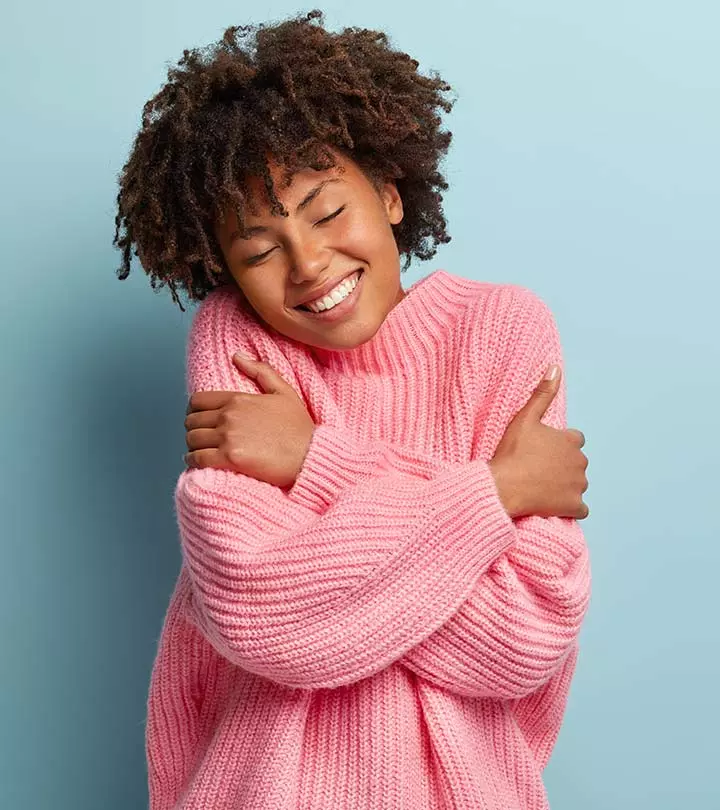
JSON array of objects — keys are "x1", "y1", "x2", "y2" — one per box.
[{"x1": 306, "y1": 271, "x2": 360, "y2": 313}]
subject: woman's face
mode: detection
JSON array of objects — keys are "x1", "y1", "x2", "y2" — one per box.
[{"x1": 213, "y1": 149, "x2": 406, "y2": 351}]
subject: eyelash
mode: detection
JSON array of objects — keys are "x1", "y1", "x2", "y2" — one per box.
[
  {"x1": 317, "y1": 205, "x2": 346, "y2": 225},
  {"x1": 245, "y1": 206, "x2": 346, "y2": 265}
]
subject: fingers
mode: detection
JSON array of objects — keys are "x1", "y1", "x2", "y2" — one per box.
[
  {"x1": 187, "y1": 390, "x2": 235, "y2": 414},
  {"x1": 184, "y1": 447, "x2": 234, "y2": 470},
  {"x1": 517, "y1": 365, "x2": 562, "y2": 424},
  {"x1": 233, "y1": 353, "x2": 293, "y2": 395},
  {"x1": 561, "y1": 428, "x2": 590, "y2": 520},
  {"x1": 185, "y1": 408, "x2": 222, "y2": 456},
  {"x1": 566, "y1": 428, "x2": 585, "y2": 447},
  {"x1": 185, "y1": 427, "x2": 222, "y2": 453},
  {"x1": 184, "y1": 408, "x2": 221, "y2": 431},
  {"x1": 574, "y1": 502, "x2": 591, "y2": 520}
]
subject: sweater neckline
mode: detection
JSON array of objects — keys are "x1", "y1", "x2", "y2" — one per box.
[{"x1": 305, "y1": 269, "x2": 466, "y2": 375}]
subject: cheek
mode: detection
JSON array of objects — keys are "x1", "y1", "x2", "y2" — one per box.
[
  {"x1": 339, "y1": 209, "x2": 392, "y2": 257},
  {"x1": 236, "y1": 273, "x2": 285, "y2": 314}
]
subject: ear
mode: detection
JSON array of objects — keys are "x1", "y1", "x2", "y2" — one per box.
[{"x1": 380, "y1": 181, "x2": 404, "y2": 226}]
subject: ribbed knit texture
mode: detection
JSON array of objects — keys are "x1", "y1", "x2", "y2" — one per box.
[{"x1": 147, "y1": 269, "x2": 591, "y2": 810}]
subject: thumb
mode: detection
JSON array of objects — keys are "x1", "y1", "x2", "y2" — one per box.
[
  {"x1": 519, "y1": 364, "x2": 561, "y2": 422},
  {"x1": 233, "y1": 353, "x2": 292, "y2": 395}
]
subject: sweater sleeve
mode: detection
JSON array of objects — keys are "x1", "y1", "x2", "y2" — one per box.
[
  {"x1": 175, "y1": 449, "x2": 517, "y2": 690},
  {"x1": 174, "y1": 289, "x2": 518, "y2": 690},
  {"x1": 145, "y1": 568, "x2": 206, "y2": 808},
  {"x1": 399, "y1": 289, "x2": 591, "y2": 699},
  {"x1": 284, "y1": 429, "x2": 589, "y2": 700},
  {"x1": 175, "y1": 286, "x2": 590, "y2": 694},
  {"x1": 285, "y1": 286, "x2": 590, "y2": 699}
]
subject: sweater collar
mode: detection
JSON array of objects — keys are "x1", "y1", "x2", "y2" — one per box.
[{"x1": 302, "y1": 269, "x2": 468, "y2": 375}]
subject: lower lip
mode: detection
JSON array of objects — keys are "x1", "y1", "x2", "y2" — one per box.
[{"x1": 296, "y1": 270, "x2": 364, "y2": 323}]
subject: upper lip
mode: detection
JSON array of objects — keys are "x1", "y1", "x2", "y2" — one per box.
[{"x1": 294, "y1": 269, "x2": 361, "y2": 308}]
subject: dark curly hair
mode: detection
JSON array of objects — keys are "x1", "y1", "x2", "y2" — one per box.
[{"x1": 113, "y1": 9, "x2": 456, "y2": 312}]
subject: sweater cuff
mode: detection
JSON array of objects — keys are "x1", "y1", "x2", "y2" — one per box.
[{"x1": 286, "y1": 424, "x2": 373, "y2": 512}]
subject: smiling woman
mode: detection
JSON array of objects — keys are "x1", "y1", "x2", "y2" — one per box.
[
  {"x1": 112, "y1": 9, "x2": 455, "y2": 314},
  {"x1": 112, "y1": 10, "x2": 592, "y2": 810},
  {"x1": 211, "y1": 150, "x2": 408, "y2": 352}
]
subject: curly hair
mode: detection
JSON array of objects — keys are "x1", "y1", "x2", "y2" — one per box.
[{"x1": 113, "y1": 9, "x2": 456, "y2": 311}]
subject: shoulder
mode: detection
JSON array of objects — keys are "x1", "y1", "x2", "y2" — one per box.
[
  {"x1": 464, "y1": 276, "x2": 555, "y2": 325},
  {"x1": 445, "y1": 276, "x2": 565, "y2": 423},
  {"x1": 188, "y1": 284, "x2": 310, "y2": 358},
  {"x1": 188, "y1": 284, "x2": 267, "y2": 350},
  {"x1": 436, "y1": 270, "x2": 554, "y2": 325},
  {"x1": 185, "y1": 285, "x2": 276, "y2": 393},
  {"x1": 185, "y1": 284, "x2": 309, "y2": 397},
  {"x1": 443, "y1": 274, "x2": 560, "y2": 366}
]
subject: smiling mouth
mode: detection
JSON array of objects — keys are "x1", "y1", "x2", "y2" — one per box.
[{"x1": 295, "y1": 269, "x2": 363, "y2": 312}]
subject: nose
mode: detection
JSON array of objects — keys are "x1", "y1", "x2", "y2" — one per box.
[{"x1": 287, "y1": 232, "x2": 331, "y2": 284}]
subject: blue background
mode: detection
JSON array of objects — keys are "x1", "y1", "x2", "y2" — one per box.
[{"x1": 2, "y1": 1, "x2": 718, "y2": 807}]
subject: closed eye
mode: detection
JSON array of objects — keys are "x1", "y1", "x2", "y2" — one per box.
[
  {"x1": 244, "y1": 206, "x2": 346, "y2": 264},
  {"x1": 316, "y1": 205, "x2": 346, "y2": 225},
  {"x1": 245, "y1": 248, "x2": 275, "y2": 265}
]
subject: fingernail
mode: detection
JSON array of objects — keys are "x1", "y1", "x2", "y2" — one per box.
[
  {"x1": 234, "y1": 352, "x2": 252, "y2": 362},
  {"x1": 544, "y1": 364, "x2": 559, "y2": 380}
]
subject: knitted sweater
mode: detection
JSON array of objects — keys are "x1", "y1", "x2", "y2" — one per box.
[{"x1": 146, "y1": 269, "x2": 591, "y2": 810}]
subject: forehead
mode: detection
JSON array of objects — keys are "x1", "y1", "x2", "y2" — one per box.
[
  {"x1": 213, "y1": 151, "x2": 376, "y2": 241},
  {"x1": 242, "y1": 152, "x2": 367, "y2": 213}
]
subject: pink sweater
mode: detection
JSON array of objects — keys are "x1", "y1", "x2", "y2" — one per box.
[{"x1": 146, "y1": 269, "x2": 591, "y2": 810}]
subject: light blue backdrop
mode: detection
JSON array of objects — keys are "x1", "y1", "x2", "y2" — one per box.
[{"x1": 2, "y1": 1, "x2": 718, "y2": 807}]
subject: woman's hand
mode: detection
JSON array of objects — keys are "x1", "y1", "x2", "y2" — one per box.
[
  {"x1": 183, "y1": 353, "x2": 316, "y2": 488},
  {"x1": 488, "y1": 365, "x2": 590, "y2": 520}
]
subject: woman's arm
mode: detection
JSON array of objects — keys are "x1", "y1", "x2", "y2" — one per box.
[
  {"x1": 399, "y1": 289, "x2": 591, "y2": 698},
  {"x1": 176, "y1": 448, "x2": 516, "y2": 690},
  {"x1": 176, "y1": 285, "x2": 590, "y2": 695},
  {"x1": 280, "y1": 287, "x2": 590, "y2": 698}
]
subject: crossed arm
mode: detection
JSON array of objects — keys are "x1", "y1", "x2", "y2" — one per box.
[{"x1": 174, "y1": 288, "x2": 591, "y2": 696}]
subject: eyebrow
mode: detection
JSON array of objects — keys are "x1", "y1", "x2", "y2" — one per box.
[{"x1": 230, "y1": 178, "x2": 342, "y2": 242}]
